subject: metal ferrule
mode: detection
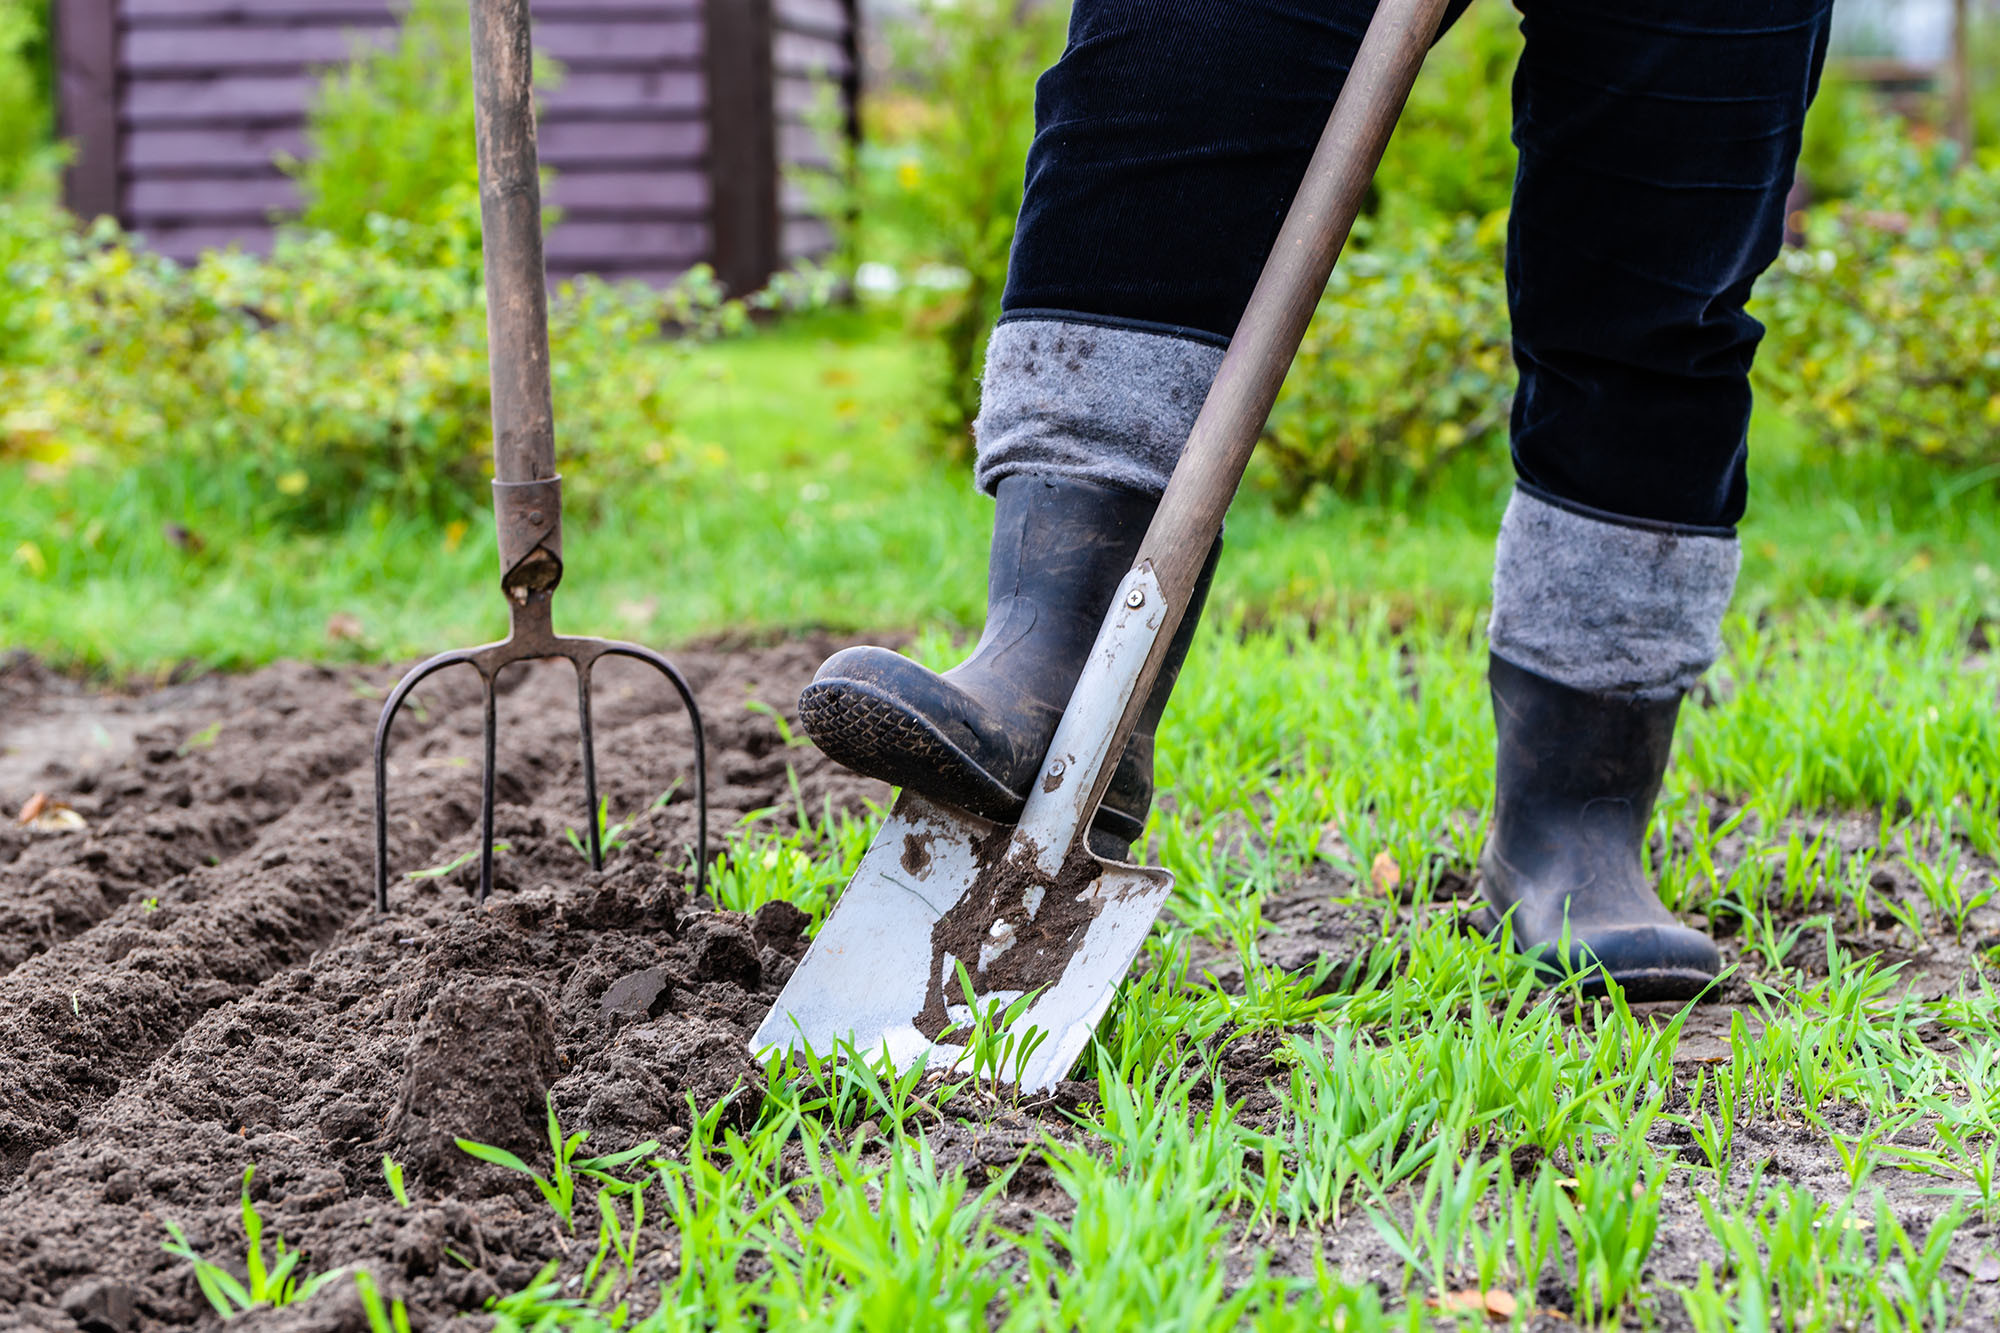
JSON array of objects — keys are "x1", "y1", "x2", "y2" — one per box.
[
  {"x1": 493, "y1": 476, "x2": 563, "y2": 596},
  {"x1": 1010, "y1": 562, "x2": 1168, "y2": 879}
]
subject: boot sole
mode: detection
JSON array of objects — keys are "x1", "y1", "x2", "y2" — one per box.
[
  {"x1": 798, "y1": 677, "x2": 1026, "y2": 824},
  {"x1": 798, "y1": 676, "x2": 1146, "y2": 855}
]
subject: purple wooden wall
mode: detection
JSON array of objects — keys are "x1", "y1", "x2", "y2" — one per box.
[{"x1": 53, "y1": 0, "x2": 856, "y2": 290}]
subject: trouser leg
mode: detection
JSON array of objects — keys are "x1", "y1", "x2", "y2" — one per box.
[
  {"x1": 974, "y1": 0, "x2": 1473, "y2": 498},
  {"x1": 1492, "y1": 0, "x2": 1833, "y2": 697},
  {"x1": 1480, "y1": 1, "x2": 1832, "y2": 998}
]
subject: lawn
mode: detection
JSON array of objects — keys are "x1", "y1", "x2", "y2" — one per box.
[{"x1": 3, "y1": 307, "x2": 1999, "y2": 1329}]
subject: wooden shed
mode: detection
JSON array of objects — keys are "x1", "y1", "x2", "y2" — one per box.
[{"x1": 52, "y1": 0, "x2": 856, "y2": 292}]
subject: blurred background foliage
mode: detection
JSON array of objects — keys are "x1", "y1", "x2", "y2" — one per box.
[
  {"x1": 833, "y1": 0, "x2": 1997, "y2": 499},
  {"x1": 1, "y1": 0, "x2": 738, "y2": 531},
  {"x1": 0, "y1": 0, "x2": 1993, "y2": 602},
  {"x1": 286, "y1": 0, "x2": 487, "y2": 265}
]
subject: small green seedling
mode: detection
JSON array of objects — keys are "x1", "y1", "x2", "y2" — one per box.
[
  {"x1": 943, "y1": 959, "x2": 1051, "y2": 1091},
  {"x1": 161, "y1": 1167, "x2": 344, "y2": 1318},
  {"x1": 457, "y1": 1096, "x2": 657, "y2": 1231},
  {"x1": 744, "y1": 698, "x2": 809, "y2": 748},
  {"x1": 406, "y1": 841, "x2": 511, "y2": 880},
  {"x1": 381, "y1": 1154, "x2": 410, "y2": 1207},
  {"x1": 176, "y1": 720, "x2": 223, "y2": 756},
  {"x1": 351, "y1": 1269, "x2": 412, "y2": 1333},
  {"x1": 565, "y1": 786, "x2": 678, "y2": 863}
]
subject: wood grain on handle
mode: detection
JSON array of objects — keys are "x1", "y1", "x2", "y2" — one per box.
[{"x1": 470, "y1": 0, "x2": 558, "y2": 486}]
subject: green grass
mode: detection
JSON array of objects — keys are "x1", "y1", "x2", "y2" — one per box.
[
  {"x1": 4, "y1": 305, "x2": 1995, "y2": 674},
  {"x1": 39, "y1": 305, "x2": 2000, "y2": 1326}
]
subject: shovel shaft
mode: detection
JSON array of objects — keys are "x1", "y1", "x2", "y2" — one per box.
[
  {"x1": 470, "y1": 0, "x2": 555, "y2": 488},
  {"x1": 1077, "y1": 0, "x2": 1452, "y2": 827}
]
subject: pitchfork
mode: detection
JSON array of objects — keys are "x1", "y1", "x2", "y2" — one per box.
[{"x1": 370, "y1": 0, "x2": 706, "y2": 911}]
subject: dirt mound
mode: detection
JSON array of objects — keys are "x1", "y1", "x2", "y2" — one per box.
[{"x1": 0, "y1": 639, "x2": 887, "y2": 1330}]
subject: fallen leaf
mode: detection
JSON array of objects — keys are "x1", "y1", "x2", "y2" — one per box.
[
  {"x1": 325, "y1": 613, "x2": 366, "y2": 643},
  {"x1": 1371, "y1": 850, "x2": 1402, "y2": 895},
  {"x1": 1426, "y1": 1289, "x2": 1517, "y2": 1323},
  {"x1": 22, "y1": 796, "x2": 86, "y2": 832}
]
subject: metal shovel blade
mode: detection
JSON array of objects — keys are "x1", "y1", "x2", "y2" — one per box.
[{"x1": 750, "y1": 790, "x2": 1172, "y2": 1091}]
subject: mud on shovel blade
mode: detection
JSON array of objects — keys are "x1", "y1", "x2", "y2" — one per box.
[
  {"x1": 753, "y1": 0, "x2": 1448, "y2": 1087},
  {"x1": 751, "y1": 568, "x2": 1175, "y2": 1092}
]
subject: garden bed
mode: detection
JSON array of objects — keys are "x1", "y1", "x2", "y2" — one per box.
[
  {"x1": 0, "y1": 641, "x2": 892, "y2": 1329},
  {"x1": 1, "y1": 642, "x2": 1996, "y2": 1330}
]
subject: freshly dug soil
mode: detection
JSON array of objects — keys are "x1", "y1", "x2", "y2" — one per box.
[
  {"x1": 0, "y1": 640, "x2": 889, "y2": 1331},
  {"x1": 4, "y1": 646, "x2": 1999, "y2": 1331}
]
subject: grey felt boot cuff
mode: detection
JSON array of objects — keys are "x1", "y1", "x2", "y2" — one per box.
[
  {"x1": 1488, "y1": 486, "x2": 1740, "y2": 700},
  {"x1": 973, "y1": 317, "x2": 1225, "y2": 498}
]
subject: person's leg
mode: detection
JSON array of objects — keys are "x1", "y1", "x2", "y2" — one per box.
[
  {"x1": 1481, "y1": 0, "x2": 1834, "y2": 995},
  {"x1": 802, "y1": 0, "x2": 1415, "y2": 856}
]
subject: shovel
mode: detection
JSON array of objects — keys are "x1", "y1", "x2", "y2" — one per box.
[{"x1": 753, "y1": 0, "x2": 1451, "y2": 1088}]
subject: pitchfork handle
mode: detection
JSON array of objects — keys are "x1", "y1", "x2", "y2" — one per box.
[{"x1": 470, "y1": 0, "x2": 555, "y2": 488}]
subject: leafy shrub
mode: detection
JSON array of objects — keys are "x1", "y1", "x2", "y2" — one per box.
[
  {"x1": 1370, "y1": 0, "x2": 1522, "y2": 230},
  {"x1": 843, "y1": 0, "x2": 1067, "y2": 454},
  {"x1": 1753, "y1": 124, "x2": 1999, "y2": 473},
  {"x1": 1796, "y1": 69, "x2": 1877, "y2": 202},
  {"x1": 1262, "y1": 212, "x2": 1513, "y2": 503},
  {"x1": 0, "y1": 0, "x2": 51, "y2": 194},
  {"x1": 0, "y1": 203, "x2": 735, "y2": 527},
  {"x1": 287, "y1": 0, "x2": 558, "y2": 268}
]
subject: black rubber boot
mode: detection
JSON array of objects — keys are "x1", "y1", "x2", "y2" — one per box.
[
  {"x1": 1479, "y1": 652, "x2": 1721, "y2": 1001},
  {"x1": 798, "y1": 474, "x2": 1216, "y2": 859}
]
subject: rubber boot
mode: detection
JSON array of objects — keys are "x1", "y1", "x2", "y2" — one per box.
[
  {"x1": 1479, "y1": 653, "x2": 1721, "y2": 1001},
  {"x1": 798, "y1": 474, "x2": 1217, "y2": 860}
]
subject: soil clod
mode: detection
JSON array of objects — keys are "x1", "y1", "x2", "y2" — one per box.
[{"x1": 392, "y1": 977, "x2": 560, "y2": 1182}]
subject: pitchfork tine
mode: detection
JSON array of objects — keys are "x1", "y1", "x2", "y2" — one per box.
[
  {"x1": 373, "y1": 648, "x2": 481, "y2": 913},
  {"x1": 599, "y1": 644, "x2": 709, "y2": 892},
  {"x1": 477, "y1": 672, "x2": 500, "y2": 903},
  {"x1": 576, "y1": 660, "x2": 603, "y2": 873}
]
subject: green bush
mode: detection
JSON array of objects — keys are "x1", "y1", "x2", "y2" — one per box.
[
  {"x1": 1370, "y1": 0, "x2": 1522, "y2": 230},
  {"x1": 287, "y1": 0, "x2": 558, "y2": 267},
  {"x1": 1262, "y1": 212, "x2": 1514, "y2": 503},
  {"x1": 0, "y1": 202, "x2": 734, "y2": 527},
  {"x1": 847, "y1": 0, "x2": 1067, "y2": 455},
  {"x1": 1753, "y1": 123, "x2": 1999, "y2": 473},
  {"x1": 0, "y1": 0, "x2": 51, "y2": 195}
]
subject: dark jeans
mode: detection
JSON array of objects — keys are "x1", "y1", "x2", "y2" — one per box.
[{"x1": 1002, "y1": 0, "x2": 1835, "y2": 530}]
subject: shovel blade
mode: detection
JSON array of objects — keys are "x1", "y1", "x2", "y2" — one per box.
[{"x1": 750, "y1": 791, "x2": 1172, "y2": 1091}]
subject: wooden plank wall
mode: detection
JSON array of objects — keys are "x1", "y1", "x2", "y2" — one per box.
[
  {"x1": 54, "y1": 0, "x2": 857, "y2": 288},
  {"x1": 770, "y1": 0, "x2": 854, "y2": 264}
]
